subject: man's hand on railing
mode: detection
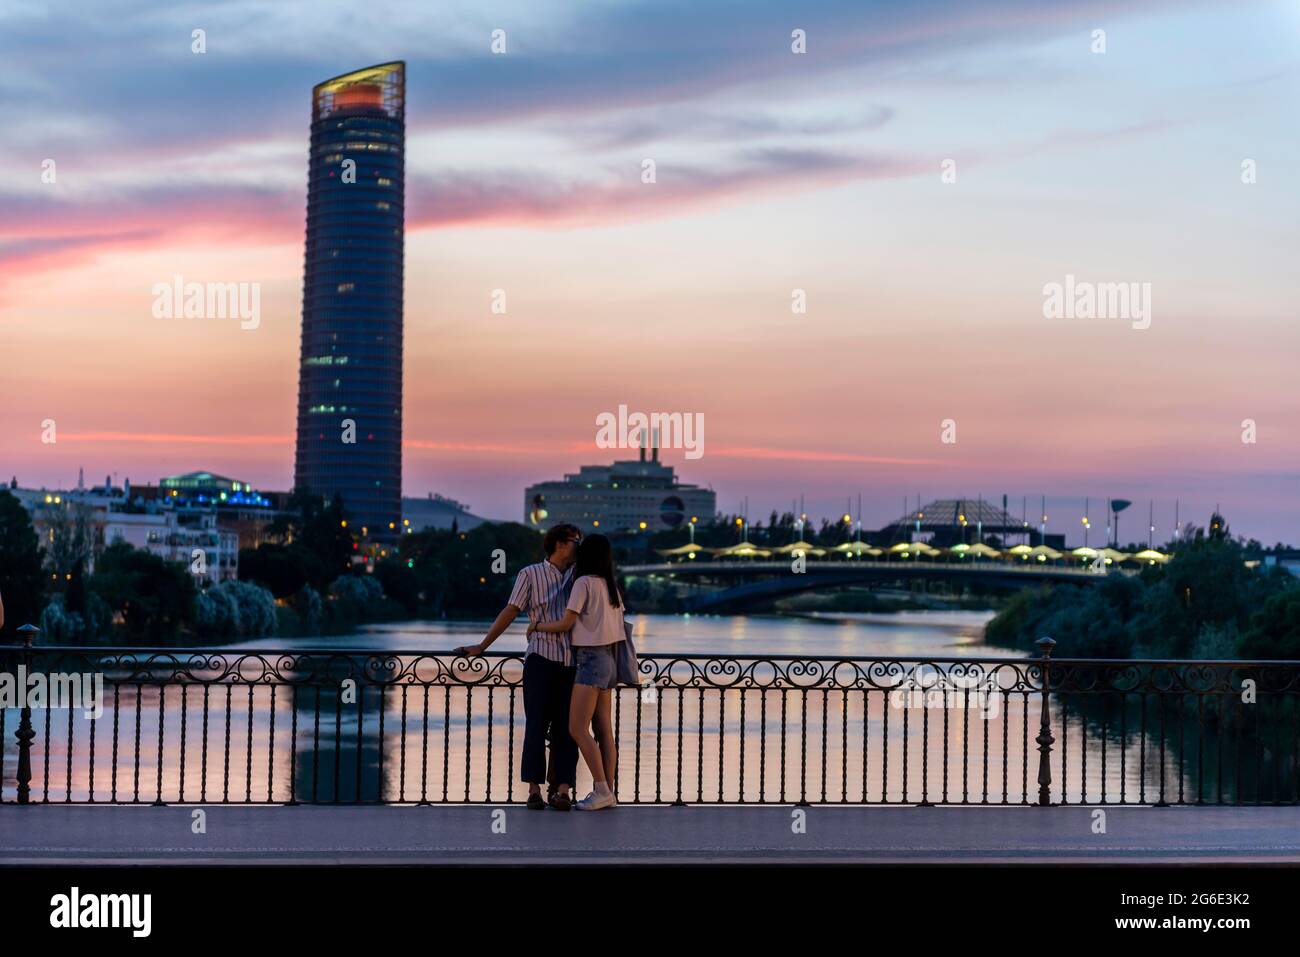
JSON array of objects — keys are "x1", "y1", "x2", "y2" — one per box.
[{"x1": 452, "y1": 643, "x2": 484, "y2": 657}]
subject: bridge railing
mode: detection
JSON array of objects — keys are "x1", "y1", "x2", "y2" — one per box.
[{"x1": 3, "y1": 628, "x2": 1298, "y2": 806}]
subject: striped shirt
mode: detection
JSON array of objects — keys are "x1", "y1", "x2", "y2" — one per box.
[{"x1": 507, "y1": 559, "x2": 575, "y2": 666}]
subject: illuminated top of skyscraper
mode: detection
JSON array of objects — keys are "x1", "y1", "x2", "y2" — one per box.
[
  {"x1": 294, "y1": 62, "x2": 406, "y2": 543},
  {"x1": 312, "y1": 62, "x2": 405, "y2": 121}
]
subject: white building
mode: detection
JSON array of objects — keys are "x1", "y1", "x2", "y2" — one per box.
[
  {"x1": 6, "y1": 476, "x2": 238, "y2": 584},
  {"x1": 523, "y1": 447, "x2": 716, "y2": 535}
]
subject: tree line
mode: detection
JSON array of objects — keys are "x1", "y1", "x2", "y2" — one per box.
[
  {"x1": 984, "y1": 514, "x2": 1300, "y2": 658},
  {"x1": 0, "y1": 489, "x2": 551, "y2": 645}
]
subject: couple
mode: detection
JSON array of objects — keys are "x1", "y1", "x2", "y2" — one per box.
[{"x1": 454, "y1": 524, "x2": 626, "y2": 812}]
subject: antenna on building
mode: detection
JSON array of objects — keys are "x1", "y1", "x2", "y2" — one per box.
[
  {"x1": 651, "y1": 428, "x2": 659, "y2": 463},
  {"x1": 639, "y1": 428, "x2": 647, "y2": 463}
]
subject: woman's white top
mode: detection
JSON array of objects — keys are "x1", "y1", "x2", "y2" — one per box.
[{"x1": 565, "y1": 575, "x2": 627, "y2": 647}]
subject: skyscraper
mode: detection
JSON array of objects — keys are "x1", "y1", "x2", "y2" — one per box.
[{"x1": 294, "y1": 62, "x2": 405, "y2": 542}]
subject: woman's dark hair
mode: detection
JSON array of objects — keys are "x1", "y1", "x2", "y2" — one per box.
[{"x1": 574, "y1": 534, "x2": 623, "y2": 609}]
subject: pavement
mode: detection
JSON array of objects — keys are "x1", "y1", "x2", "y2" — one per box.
[{"x1": 2, "y1": 803, "x2": 1299, "y2": 864}]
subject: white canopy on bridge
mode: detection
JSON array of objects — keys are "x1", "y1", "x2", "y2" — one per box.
[
  {"x1": 888, "y1": 541, "x2": 940, "y2": 557},
  {"x1": 834, "y1": 541, "x2": 883, "y2": 557},
  {"x1": 951, "y1": 542, "x2": 1001, "y2": 558},
  {"x1": 657, "y1": 543, "x2": 713, "y2": 558},
  {"x1": 1132, "y1": 548, "x2": 1170, "y2": 564},
  {"x1": 774, "y1": 540, "x2": 827, "y2": 556},
  {"x1": 713, "y1": 542, "x2": 773, "y2": 558}
]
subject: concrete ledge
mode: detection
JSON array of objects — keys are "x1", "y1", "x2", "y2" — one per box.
[{"x1": 2, "y1": 804, "x2": 1299, "y2": 865}]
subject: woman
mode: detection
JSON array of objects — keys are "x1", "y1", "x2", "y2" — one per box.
[{"x1": 529, "y1": 534, "x2": 625, "y2": 811}]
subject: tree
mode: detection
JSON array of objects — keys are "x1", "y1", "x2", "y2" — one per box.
[
  {"x1": 435, "y1": 522, "x2": 545, "y2": 616},
  {"x1": 1133, "y1": 535, "x2": 1255, "y2": 657},
  {"x1": 267, "y1": 490, "x2": 355, "y2": 590},
  {"x1": 394, "y1": 522, "x2": 545, "y2": 617},
  {"x1": 0, "y1": 491, "x2": 45, "y2": 632},
  {"x1": 374, "y1": 558, "x2": 419, "y2": 616},
  {"x1": 45, "y1": 501, "x2": 93, "y2": 581},
  {"x1": 1239, "y1": 585, "x2": 1300, "y2": 659},
  {"x1": 238, "y1": 543, "x2": 322, "y2": 598},
  {"x1": 90, "y1": 543, "x2": 197, "y2": 642}
]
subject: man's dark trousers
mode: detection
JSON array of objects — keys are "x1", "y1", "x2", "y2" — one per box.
[{"x1": 521, "y1": 652, "x2": 578, "y2": 788}]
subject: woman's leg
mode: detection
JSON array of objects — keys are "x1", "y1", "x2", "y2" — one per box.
[
  {"x1": 568, "y1": 683, "x2": 605, "y2": 785},
  {"x1": 592, "y1": 689, "x2": 616, "y2": 795}
]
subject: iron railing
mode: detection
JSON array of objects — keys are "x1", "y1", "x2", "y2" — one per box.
[{"x1": 3, "y1": 629, "x2": 1298, "y2": 806}]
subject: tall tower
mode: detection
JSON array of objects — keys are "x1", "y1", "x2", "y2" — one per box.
[{"x1": 294, "y1": 62, "x2": 405, "y2": 543}]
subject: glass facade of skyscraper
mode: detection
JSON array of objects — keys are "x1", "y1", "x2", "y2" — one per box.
[{"x1": 294, "y1": 63, "x2": 405, "y2": 542}]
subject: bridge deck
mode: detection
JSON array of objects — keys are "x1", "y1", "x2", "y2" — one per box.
[{"x1": 2, "y1": 805, "x2": 1297, "y2": 865}]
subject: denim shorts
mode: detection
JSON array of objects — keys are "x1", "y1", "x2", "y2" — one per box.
[{"x1": 574, "y1": 644, "x2": 617, "y2": 690}]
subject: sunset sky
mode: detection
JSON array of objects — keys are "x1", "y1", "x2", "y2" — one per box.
[{"x1": 2, "y1": 0, "x2": 1297, "y2": 543}]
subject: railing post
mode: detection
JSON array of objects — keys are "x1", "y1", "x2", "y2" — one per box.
[
  {"x1": 12, "y1": 624, "x2": 39, "y2": 805},
  {"x1": 1035, "y1": 636, "x2": 1056, "y2": 807}
]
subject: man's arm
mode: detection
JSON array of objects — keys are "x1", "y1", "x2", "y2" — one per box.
[{"x1": 454, "y1": 605, "x2": 519, "y2": 656}]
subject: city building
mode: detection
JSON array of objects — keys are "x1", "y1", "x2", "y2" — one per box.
[
  {"x1": 151, "y1": 471, "x2": 288, "y2": 551},
  {"x1": 523, "y1": 445, "x2": 716, "y2": 535},
  {"x1": 402, "y1": 493, "x2": 488, "y2": 532},
  {"x1": 7, "y1": 473, "x2": 240, "y2": 584},
  {"x1": 879, "y1": 498, "x2": 1061, "y2": 548},
  {"x1": 293, "y1": 62, "x2": 406, "y2": 543}
]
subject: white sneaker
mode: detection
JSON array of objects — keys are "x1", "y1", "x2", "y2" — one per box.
[{"x1": 574, "y1": 789, "x2": 616, "y2": 811}]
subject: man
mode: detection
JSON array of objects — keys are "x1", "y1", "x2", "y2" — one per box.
[{"x1": 454, "y1": 524, "x2": 582, "y2": 811}]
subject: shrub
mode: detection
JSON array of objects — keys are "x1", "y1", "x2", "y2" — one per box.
[
  {"x1": 39, "y1": 596, "x2": 86, "y2": 643},
  {"x1": 195, "y1": 579, "x2": 278, "y2": 639}
]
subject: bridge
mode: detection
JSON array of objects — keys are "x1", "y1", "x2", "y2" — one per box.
[
  {"x1": 621, "y1": 560, "x2": 1120, "y2": 612},
  {"x1": 2, "y1": 630, "x2": 1297, "y2": 864}
]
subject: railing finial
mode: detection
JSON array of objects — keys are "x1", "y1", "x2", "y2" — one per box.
[
  {"x1": 1035, "y1": 636, "x2": 1055, "y2": 806},
  {"x1": 12, "y1": 625, "x2": 38, "y2": 803}
]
